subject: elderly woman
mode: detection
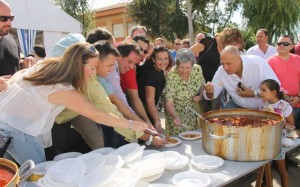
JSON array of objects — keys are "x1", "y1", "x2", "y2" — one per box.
[{"x1": 164, "y1": 48, "x2": 205, "y2": 135}]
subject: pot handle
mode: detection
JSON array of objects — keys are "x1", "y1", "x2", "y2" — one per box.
[
  {"x1": 208, "y1": 130, "x2": 239, "y2": 139},
  {"x1": 18, "y1": 160, "x2": 35, "y2": 181}
]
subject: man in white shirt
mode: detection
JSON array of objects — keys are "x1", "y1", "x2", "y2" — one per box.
[
  {"x1": 246, "y1": 29, "x2": 277, "y2": 60},
  {"x1": 204, "y1": 46, "x2": 279, "y2": 109}
]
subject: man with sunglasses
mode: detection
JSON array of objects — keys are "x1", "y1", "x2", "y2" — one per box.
[
  {"x1": 0, "y1": 0, "x2": 19, "y2": 76},
  {"x1": 268, "y1": 35, "x2": 300, "y2": 130}
]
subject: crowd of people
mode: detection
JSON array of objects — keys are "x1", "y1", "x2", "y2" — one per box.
[{"x1": 1, "y1": 0, "x2": 300, "y2": 186}]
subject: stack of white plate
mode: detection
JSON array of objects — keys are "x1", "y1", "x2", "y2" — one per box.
[
  {"x1": 77, "y1": 165, "x2": 141, "y2": 187},
  {"x1": 38, "y1": 158, "x2": 86, "y2": 187},
  {"x1": 162, "y1": 151, "x2": 189, "y2": 170},
  {"x1": 103, "y1": 154, "x2": 124, "y2": 168},
  {"x1": 53, "y1": 152, "x2": 82, "y2": 161},
  {"x1": 172, "y1": 171, "x2": 211, "y2": 187},
  {"x1": 77, "y1": 152, "x2": 105, "y2": 173},
  {"x1": 109, "y1": 143, "x2": 145, "y2": 164},
  {"x1": 90, "y1": 147, "x2": 114, "y2": 155},
  {"x1": 190, "y1": 155, "x2": 224, "y2": 170},
  {"x1": 129, "y1": 158, "x2": 166, "y2": 182}
]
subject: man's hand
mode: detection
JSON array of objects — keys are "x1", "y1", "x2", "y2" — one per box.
[
  {"x1": 172, "y1": 117, "x2": 181, "y2": 126},
  {"x1": 236, "y1": 84, "x2": 256, "y2": 98},
  {"x1": 203, "y1": 82, "x2": 214, "y2": 94},
  {"x1": 289, "y1": 96, "x2": 300, "y2": 107},
  {"x1": 0, "y1": 77, "x2": 9, "y2": 91},
  {"x1": 151, "y1": 136, "x2": 166, "y2": 147}
]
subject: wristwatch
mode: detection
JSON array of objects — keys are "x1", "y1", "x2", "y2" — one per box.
[{"x1": 145, "y1": 134, "x2": 153, "y2": 145}]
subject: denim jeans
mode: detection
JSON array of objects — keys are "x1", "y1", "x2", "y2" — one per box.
[
  {"x1": 222, "y1": 100, "x2": 244, "y2": 109},
  {"x1": 0, "y1": 123, "x2": 45, "y2": 165},
  {"x1": 293, "y1": 107, "x2": 300, "y2": 129}
]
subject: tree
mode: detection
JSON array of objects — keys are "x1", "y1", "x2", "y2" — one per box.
[
  {"x1": 127, "y1": 0, "x2": 189, "y2": 41},
  {"x1": 242, "y1": 0, "x2": 300, "y2": 43},
  {"x1": 50, "y1": 0, "x2": 95, "y2": 36}
]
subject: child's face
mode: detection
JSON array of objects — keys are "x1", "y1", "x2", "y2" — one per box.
[{"x1": 260, "y1": 83, "x2": 275, "y2": 101}]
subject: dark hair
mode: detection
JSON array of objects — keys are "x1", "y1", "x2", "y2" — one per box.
[
  {"x1": 93, "y1": 41, "x2": 120, "y2": 61},
  {"x1": 257, "y1": 29, "x2": 269, "y2": 36},
  {"x1": 86, "y1": 27, "x2": 114, "y2": 44},
  {"x1": 33, "y1": 45, "x2": 46, "y2": 58},
  {"x1": 261, "y1": 79, "x2": 284, "y2": 100},
  {"x1": 144, "y1": 46, "x2": 173, "y2": 70},
  {"x1": 281, "y1": 35, "x2": 295, "y2": 53},
  {"x1": 181, "y1": 39, "x2": 190, "y2": 48},
  {"x1": 116, "y1": 41, "x2": 141, "y2": 58},
  {"x1": 130, "y1": 25, "x2": 147, "y2": 38},
  {"x1": 132, "y1": 35, "x2": 150, "y2": 45}
]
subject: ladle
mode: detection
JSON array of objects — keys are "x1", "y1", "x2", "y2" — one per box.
[{"x1": 185, "y1": 106, "x2": 210, "y2": 123}]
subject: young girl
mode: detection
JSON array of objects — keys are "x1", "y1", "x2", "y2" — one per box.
[{"x1": 259, "y1": 79, "x2": 295, "y2": 187}]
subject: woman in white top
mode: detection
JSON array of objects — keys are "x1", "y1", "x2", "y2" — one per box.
[{"x1": 0, "y1": 42, "x2": 147, "y2": 165}]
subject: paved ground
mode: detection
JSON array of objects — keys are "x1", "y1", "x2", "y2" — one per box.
[{"x1": 159, "y1": 112, "x2": 300, "y2": 187}]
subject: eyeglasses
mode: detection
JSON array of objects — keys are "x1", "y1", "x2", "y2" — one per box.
[
  {"x1": 140, "y1": 47, "x2": 148, "y2": 54},
  {"x1": 83, "y1": 45, "x2": 97, "y2": 57},
  {"x1": 0, "y1": 16, "x2": 14, "y2": 22},
  {"x1": 277, "y1": 42, "x2": 291, "y2": 46},
  {"x1": 175, "y1": 43, "x2": 181, "y2": 45}
]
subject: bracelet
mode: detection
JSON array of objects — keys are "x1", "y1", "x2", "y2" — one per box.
[{"x1": 129, "y1": 120, "x2": 133, "y2": 130}]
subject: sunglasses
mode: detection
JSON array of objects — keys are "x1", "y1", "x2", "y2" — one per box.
[
  {"x1": 0, "y1": 16, "x2": 14, "y2": 22},
  {"x1": 140, "y1": 47, "x2": 148, "y2": 54},
  {"x1": 277, "y1": 42, "x2": 291, "y2": 47},
  {"x1": 83, "y1": 45, "x2": 97, "y2": 57}
]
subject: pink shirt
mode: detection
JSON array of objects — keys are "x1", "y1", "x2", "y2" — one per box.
[{"x1": 268, "y1": 54, "x2": 300, "y2": 107}]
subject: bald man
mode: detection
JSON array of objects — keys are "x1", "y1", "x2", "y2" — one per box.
[
  {"x1": 203, "y1": 46, "x2": 279, "y2": 109},
  {"x1": 0, "y1": 0, "x2": 19, "y2": 76}
]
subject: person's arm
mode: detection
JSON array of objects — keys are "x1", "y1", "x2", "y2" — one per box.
[
  {"x1": 144, "y1": 86, "x2": 163, "y2": 132},
  {"x1": 126, "y1": 89, "x2": 152, "y2": 124},
  {"x1": 109, "y1": 93, "x2": 143, "y2": 122},
  {"x1": 48, "y1": 89, "x2": 147, "y2": 132},
  {"x1": 189, "y1": 43, "x2": 205, "y2": 55},
  {"x1": 0, "y1": 77, "x2": 8, "y2": 91},
  {"x1": 165, "y1": 99, "x2": 181, "y2": 126},
  {"x1": 284, "y1": 113, "x2": 295, "y2": 128}
]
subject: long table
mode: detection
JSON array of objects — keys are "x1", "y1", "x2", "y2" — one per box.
[{"x1": 151, "y1": 136, "x2": 300, "y2": 186}]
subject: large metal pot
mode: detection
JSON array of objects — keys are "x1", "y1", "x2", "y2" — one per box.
[
  {"x1": 0, "y1": 158, "x2": 34, "y2": 187},
  {"x1": 201, "y1": 109, "x2": 284, "y2": 161}
]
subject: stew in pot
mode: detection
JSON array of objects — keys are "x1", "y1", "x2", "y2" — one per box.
[
  {"x1": 0, "y1": 165, "x2": 14, "y2": 186},
  {"x1": 208, "y1": 115, "x2": 277, "y2": 127}
]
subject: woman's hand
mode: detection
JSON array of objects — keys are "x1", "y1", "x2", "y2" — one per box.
[
  {"x1": 154, "y1": 120, "x2": 164, "y2": 133},
  {"x1": 151, "y1": 136, "x2": 167, "y2": 147},
  {"x1": 0, "y1": 77, "x2": 9, "y2": 91},
  {"x1": 131, "y1": 121, "x2": 148, "y2": 132},
  {"x1": 173, "y1": 117, "x2": 181, "y2": 126},
  {"x1": 193, "y1": 96, "x2": 201, "y2": 102},
  {"x1": 289, "y1": 96, "x2": 300, "y2": 107}
]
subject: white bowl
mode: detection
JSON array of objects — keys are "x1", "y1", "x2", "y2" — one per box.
[
  {"x1": 142, "y1": 150, "x2": 160, "y2": 157},
  {"x1": 104, "y1": 154, "x2": 124, "y2": 168},
  {"x1": 110, "y1": 143, "x2": 140, "y2": 160},
  {"x1": 164, "y1": 137, "x2": 181, "y2": 148},
  {"x1": 77, "y1": 153, "x2": 105, "y2": 173},
  {"x1": 78, "y1": 165, "x2": 117, "y2": 187},
  {"x1": 172, "y1": 171, "x2": 211, "y2": 187},
  {"x1": 178, "y1": 131, "x2": 202, "y2": 141},
  {"x1": 123, "y1": 145, "x2": 145, "y2": 164},
  {"x1": 53, "y1": 152, "x2": 82, "y2": 161},
  {"x1": 166, "y1": 155, "x2": 189, "y2": 170},
  {"x1": 162, "y1": 151, "x2": 181, "y2": 169},
  {"x1": 141, "y1": 171, "x2": 164, "y2": 182},
  {"x1": 190, "y1": 155, "x2": 224, "y2": 170},
  {"x1": 46, "y1": 158, "x2": 86, "y2": 186},
  {"x1": 129, "y1": 158, "x2": 165, "y2": 179}
]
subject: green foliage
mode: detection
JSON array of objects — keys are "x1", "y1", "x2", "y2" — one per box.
[
  {"x1": 241, "y1": 0, "x2": 300, "y2": 43},
  {"x1": 127, "y1": 0, "x2": 188, "y2": 41},
  {"x1": 50, "y1": 0, "x2": 95, "y2": 36},
  {"x1": 241, "y1": 28, "x2": 256, "y2": 50}
]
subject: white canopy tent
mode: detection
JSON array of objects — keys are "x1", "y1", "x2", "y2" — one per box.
[{"x1": 7, "y1": 0, "x2": 82, "y2": 55}]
